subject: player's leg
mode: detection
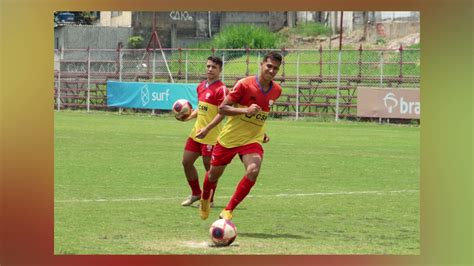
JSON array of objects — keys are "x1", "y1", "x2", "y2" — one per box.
[
  {"x1": 201, "y1": 144, "x2": 216, "y2": 206},
  {"x1": 200, "y1": 143, "x2": 235, "y2": 220},
  {"x1": 220, "y1": 143, "x2": 264, "y2": 220},
  {"x1": 181, "y1": 139, "x2": 202, "y2": 206},
  {"x1": 200, "y1": 165, "x2": 226, "y2": 220}
]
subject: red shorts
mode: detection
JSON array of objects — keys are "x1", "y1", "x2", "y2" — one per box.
[
  {"x1": 185, "y1": 137, "x2": 214, "y2": 156},
  {"x1": 211, "y1": 142, "x2": 264, "y2": 166}
]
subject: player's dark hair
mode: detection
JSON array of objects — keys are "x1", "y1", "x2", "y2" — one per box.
[
  {"x1": 262, "y1": 51, "x2": 282, "y2": 64},
  {"x1": 207, "y1": 56, "x2": 223, "y2": 69}
]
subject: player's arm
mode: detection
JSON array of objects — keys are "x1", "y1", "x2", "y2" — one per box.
[
  {"x1": 180, "y1": 109, "x2": 198, "y2": 121},
  {"x1": 195, "y1": 113, "x2": 225, "y2": 139},
  {"x1": 218, "y1": 96, "x2": 261, "y2": 116}
]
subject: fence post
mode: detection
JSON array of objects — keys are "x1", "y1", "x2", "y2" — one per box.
[
  {"x1": 319, "y1": 44, "x2": 323, "y2": 78},
  {"x1": 185, "y1": 50, "x2": 188, "y2": 83},
  {"x1": 152, "y1": 49, "x2": 156, "y2": 82},
  {"x1": 398, "y1": 44, "x2": 404, "y2": 84},
  {"x1": 296, "y1": 52, "x2": 300, "y2": 120},
  {"x1": 358, "y1": 44, "x2": 363, "y2": 80},
  {"x1": 256, "y1": 52, "x2": 260, "y2": 77},
  {"x1": 245, "y1": 48, "x2": 250, "y2": 76},
  {"x1": 221, "y1": 53, "x2": 225, "y2": 83},
  {"x1": 119, "y1": 46, "x2": 123, "y2": 81},
  {"x1": 118, "y1": 42, "x2": 123, "y2": 113},
  {"x1": 87, "y1": 46, "x2": 91, "y2": 112},
  {"x1": 152, "y1": 46, "x2": 156, "y2": 114},
  {"x1": 281, "y1": 48, "x2": 286, "y2": 82},
  {"x1": 57, "y1": 48, "x2": 61, "y2": 111},
  {"x1": 335, "y1": 49, "x2": 342, "y2": 121},
  {"x1": 380, "y1": 50, "x2": 384, "y2": 88},
  {"x1": 178, "y1": 48, "x2": 182, "y2": 80}
]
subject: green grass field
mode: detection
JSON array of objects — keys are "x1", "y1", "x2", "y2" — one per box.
[{"x1": 54, "y1": 111, "x2": 419, "y2": 254}]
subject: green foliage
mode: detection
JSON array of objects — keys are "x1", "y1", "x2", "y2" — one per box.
[
  {"x1": 292, "y1": 22, "x2": 331, "y2": 37},
  {"x1": 187, "y1": 24, "x2": 282, "y2": 49},
  {"x1": 128, "y1": 35, "x2": 144, "y2": 49},
  {"x1": 375, "y1": 38, "x2": 386, "y2": 45},
  {"x1": 214, "y1": 24, "x2": 282, "y2": 49}
]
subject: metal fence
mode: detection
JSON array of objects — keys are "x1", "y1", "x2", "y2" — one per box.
[{"x1": 54, "y1": 46, "x2": 420, "y2": 118}]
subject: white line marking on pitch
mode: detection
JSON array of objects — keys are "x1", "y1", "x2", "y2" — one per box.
[{"x1": 55, "y1": 189, "x2": 418, "y2": 203}]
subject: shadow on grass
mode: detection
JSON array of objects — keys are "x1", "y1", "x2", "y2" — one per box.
[
  {"x1": 190, "y1": 205, "x2": 246, "y2": 210},
  {"x1": 239, "y1": 232, "x2": 310, "y2": 239}
]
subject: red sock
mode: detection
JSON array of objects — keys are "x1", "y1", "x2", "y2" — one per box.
[
  {"x1": 187, "y1": 178, "x2": 201, "y2": 196},
  {"x1": 225, "y1": 176, "x2": 255, "y2": 211},
  {"x1": 201, "y1": 171, "x2": 217, "y2": 200},
  {"x1": 210, "y1": 185, "x2": 217, "y2": 203}
]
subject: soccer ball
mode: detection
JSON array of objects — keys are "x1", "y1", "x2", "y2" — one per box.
[
  {"x1": 172, "y1": 99, "x2": 192, "y2": 120},
  {"x1": 209, "y1": 219, "x2": 237, "y2": 246}
]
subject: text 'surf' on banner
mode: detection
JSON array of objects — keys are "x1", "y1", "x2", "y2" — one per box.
[{"x1": 107, "y1": 81, "x2": 199, "y2": 110}]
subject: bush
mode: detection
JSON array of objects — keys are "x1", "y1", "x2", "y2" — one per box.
[
  {"x1": 215, "y1": 24, "x2": 282, "y2": 49},
  {"x1": 375, "y1": 38, "x2": 386, "y2": 45},
  {"x1": 293, "y1": 22, "x2": 331, "y2": 37},
  {"x1": 128, "y1": 36, "x2": 144, "y2": 49},
  {"x1": 187, "y1": 24, "x2": 282, "y2": 49}
]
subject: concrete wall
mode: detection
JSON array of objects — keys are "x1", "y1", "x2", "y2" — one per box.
[
  {"x1": 100, "y1": 11, "x2": 132, "y2": 27},
  {"x1": 131, "y1": 12, "x2": 217, "y2": 48},
  {"x1": 55, "y1": 25, "x2": 132, "y2": 49},
  {"x1": 131, "y1": 11, "x2": 288, "y2": 48},
  {"x1": 220, "y1": 12, "x2": 269, "y2": 29},
  {"x1": 326, "y1": 11, "x2": 354, "y2": 33}
]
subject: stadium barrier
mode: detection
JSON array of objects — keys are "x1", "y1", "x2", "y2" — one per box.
[{"x1": 54, "y1": 47, "x2": 420, "y2": 120}]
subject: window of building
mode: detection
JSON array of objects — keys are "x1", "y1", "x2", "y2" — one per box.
[{"x1": 111, "y1": 11, "x2": 122, "y2": 17}]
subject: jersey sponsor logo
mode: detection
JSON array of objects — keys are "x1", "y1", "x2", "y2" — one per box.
[
  {"x1": 206, "y1": 145, "x2": 213, "y2": 152},
  {"x1": 205, "y1": 92, "x2": 211, "y2": 99},
  {"x1": 198, "y1": 103, "x2": 208, "y2": 111},
  {"x1": 241, "y1": 112, "x2": 268, "y2": 126}
]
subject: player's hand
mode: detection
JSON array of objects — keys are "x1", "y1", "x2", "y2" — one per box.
[
  {"x1": 196, "y1": 127, "x2": 209, "y2": 139},
  {"x1": 246, "y1": 104, "x2": 261, "y2": 115},
  {"x1": 263, "y1": 133, "x2": 270, "y2": 143},
  {"x1": 175, "y1": 114, "x2": 186, "y2": 121}
]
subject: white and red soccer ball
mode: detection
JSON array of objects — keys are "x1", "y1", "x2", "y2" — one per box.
[
  {"x1": 172, "y1": 99, "x2": 192, "y2": 120},
  {"x1": 209, "y1": 219, "x2": 238, "y2": 246}
]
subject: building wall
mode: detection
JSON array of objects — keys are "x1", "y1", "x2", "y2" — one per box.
[
  {"x1": 131, "y1": 11, "x2": 288, "y2": 48},
  {"x1": 100, "y1": 11, "x2": 132, "y2": 27}
]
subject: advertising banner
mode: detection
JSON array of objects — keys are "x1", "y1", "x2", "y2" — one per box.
[
  {"x1": 107, "y1": 81, "x2": 199, "y2": 110},
  {"x1": 357, "y1": 87, "x2": 420, "y2": 119}
]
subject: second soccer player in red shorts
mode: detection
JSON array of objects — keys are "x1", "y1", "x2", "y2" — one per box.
[{"x1": 179, "y1": 56, "x2": 228, "y2": 207}]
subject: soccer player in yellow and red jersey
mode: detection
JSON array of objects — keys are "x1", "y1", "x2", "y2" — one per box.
[
  {"x1": 179, "y1": 56, "x2": 228, "y2": 207},
  {"x1": 199, "y1": 51, "x2": 282, "y2": 220}
]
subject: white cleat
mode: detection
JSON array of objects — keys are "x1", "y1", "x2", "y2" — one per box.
[{"x1": 181, "y1": 195, "x2": 201, "y2": 206}]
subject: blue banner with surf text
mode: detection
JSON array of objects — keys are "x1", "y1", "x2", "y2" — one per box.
[{"x1": 107, "y1": 81, "x2": 199, "y2": 110}]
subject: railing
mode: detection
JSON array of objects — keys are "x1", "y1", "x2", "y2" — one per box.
[{"x1": 54, "y1": 46, "x2": 420, "y2": 118}]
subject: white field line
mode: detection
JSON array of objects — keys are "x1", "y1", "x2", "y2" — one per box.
[{"x1": 55, "y1": 189, "x2": 418, "y2": 203}]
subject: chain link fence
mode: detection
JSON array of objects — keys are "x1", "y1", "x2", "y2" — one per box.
[{"x1": 54, "y1": 47, "x2": 420, "y2": 118}]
